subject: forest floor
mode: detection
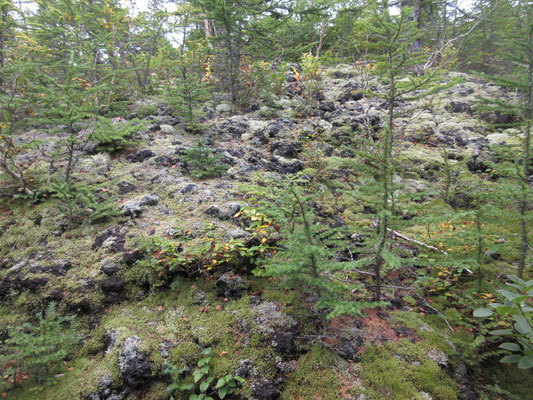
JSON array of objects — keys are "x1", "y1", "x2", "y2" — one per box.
[{"x1": 0, "y1": 65, "x2": 532, "y2": 399}]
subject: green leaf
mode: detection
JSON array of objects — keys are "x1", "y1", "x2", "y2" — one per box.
[
  {"x1": 218, "y1": 387, "x2": 228, "y2": 399},
  {"x1": 514, "y1": 315, "x2": 531, "y2": 335},
  {"x1": 518, "y1": 356, "x2": 533, "y2": 369},
  {"x1": 473, "y1": 308, "x2": 494, "y2": 317},
  {"x1": 216, "y1": 378, "x2": 226, "y2": 388},
  {"x1": 498, "y1": 289, "x2": 518, "y2": 300},
  {"x1": 180, "y1": 383, "x2": 195, "y2": 391},
  {"x1": 500, "y1": 354, "x2": 521, "y2": 364},
  {"x1": 490, "y1": 329, "x2": 513, "y2": 335},
  {"x1": 193, "y1": 370, "x2": 203, "y2": 383},
  {"x1": 200, "y1": 380, "x2": 209, "y2": 392},
  {"x1": 499, "y1": 342, "x2": 521, "y2": 352}
]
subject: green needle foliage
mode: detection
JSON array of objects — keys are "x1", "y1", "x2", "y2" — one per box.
[
  {"x1": 250, "y1": 174, "x2": 383, "y2": 331},
  {"x1": 49, "y1": 180, "x2": 120, "y2": 225},
  {"x1": 180, "y1": 141, "x2": 229, "y2": 179},
  {"x1": 350, "y1": 0, "x2": 462, "y2": 300},
  {"x1": 0, "y1": 302, "x2": 80, "y2": 387},
  {"x1": 474, "y1": 0, "x2": 532, "y2": 278}
]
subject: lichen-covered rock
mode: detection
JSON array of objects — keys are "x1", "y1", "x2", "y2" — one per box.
[
  {"x1": 101, "y1": 259, "x2": 118, "y2": 276},
  {"x1": 121, "y1": 201, "x2": 143, "y2": 217},
  {"x1": 266, "y1": 156, "x2": 303, "y2": 174},
  {"x1": 118, "y1": 336, "x2": 152, "y2": 389},
  {"x1": 216, "y1": 103, "x2": 232, "y2": 114},
  {"x1": 126, "y1": 149, "x2": 155, "y2": 163},
  {"x1": 270, "y1": 141, "x2": 301, "y2": 158},
  {"x1": 117, "y1": 181, "x2": 136, "y2": 195},
  {"x1": 204, "y1": 202, "x2": 241, "y2": 220},
  {"x1": 216, "y1": 272, "x2": 249, "y2": 300},
  {"x1": 121, "y1": 193, "x2": 160, "y2": 217},
  {"x1": 254, "y1": 301, "x2": 298, "y2": 354},
  {"x1": 93, "y1": 227, "x2": 125, "y2": 252},
  {"x1": 235, "y1": 359, "x2": 258, "y2": 378},
  {"x1": 250, "y1": 378, "x2": 281, "y2": 400},
  {"x1": 100, "y1": 277, "x2": 124, "y2": 293}
]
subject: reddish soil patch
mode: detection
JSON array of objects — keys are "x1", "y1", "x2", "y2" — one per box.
[{"x1": 360, "y1": 308, "x2": 419, "y2": 346}]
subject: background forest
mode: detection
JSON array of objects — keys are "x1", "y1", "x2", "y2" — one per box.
[{"x1": 0, "y1": 0, "x2": 532, "y2": 399}]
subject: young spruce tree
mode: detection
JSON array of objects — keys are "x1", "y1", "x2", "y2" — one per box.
[
  {"x1": 474, "y1": 0, "x2": 532, "y2": 278},
  {"x1": 351, "y1": 0, "x2": 461, "y2": 300}
]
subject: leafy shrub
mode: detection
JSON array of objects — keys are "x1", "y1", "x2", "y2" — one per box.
[
  {"x1": 474, "y1": 275, "x2": 533, "y2": 369},
  {"x1": 0, "y1": 302, "x2": 80, "y2": 387},
  {"x1": 291, "y1": 53, "x2": 323, "y2": 113},
  {"x1": 180, "y1": 141, "x2": 229, "y2": 179},
  {"x1": 165, "y1": 347, "x2": 247, "y2": 400},
  {"x1": 138, "y1": 207, "x2": 275, "y2": 285},
  {"x1": 236, "y1": 59, "x2": 288, "y2": 110}
]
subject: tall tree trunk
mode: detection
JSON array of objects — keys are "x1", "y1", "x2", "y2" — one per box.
[
  {"x1": 0, "y1": 7, "x2": 8, "y2": 90},
  {"x1": 518, "y1": 16, "x2": 532, "y2": 278}
]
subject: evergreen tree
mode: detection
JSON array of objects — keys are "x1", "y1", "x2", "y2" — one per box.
[
  {"x1": 475, "y1": 0, "x2": 532, "y2": 278},
  {"x1": 351, "y1": 0, "x2": 460, "y2": 300}
]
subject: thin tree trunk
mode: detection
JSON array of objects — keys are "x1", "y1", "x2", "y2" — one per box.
[
  {"x1": 518, "y1": 14, "x2": 532, "y2": 278},
  {"x1": 0, "y1": 8, "x2": 8, "y2": 90}
]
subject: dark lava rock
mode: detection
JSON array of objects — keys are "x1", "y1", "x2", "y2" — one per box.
[
  {"x1": 266, "y1": 156, "x2": 303, "y2": 174},
  {"x1": 180, "y1": 183, "x2": 198, "y2": 194},
  {"x1": 480, "y1": 111, "x2": 516, "y2": 125},
  {"x1": 126, "y1": 149, "x2": 155, "y2": 163},
  {"x1": 101, "y1": 260, "x2": 118, "y2": 276},
  {"x1": 204, "y1": 203, "x2": 241, "y2": 220},
  {"x1": 250, "y1": 379, "x2": 280, "y2": 400},
  {"x1": 216, "y1": 119, "x2": 249, "y2": 139},
  {"x1": 100, "y1": 277, "x2": 125, "y2": 293},
  {"x1": 216, "y1": 272, "x2": 250, "y2": 300},
  {"x1": 395, "y1": 326, "x2": 417, "y2": 338},
  {"x1": 446, "y1": 101, "x2": 472, "y2": 114},
  {"x1": 319, "y1": 102, "x2": 336, "y2": 113},
  {"x1": 104, "y1": 292, "x2": 124, "y2": 305},
  {"x1": 93, "y1": 228, "x2": 125, "y2": 252},
  {"x1": 117, "y1": 181, "x2": 137, "y2": 195},
  {"x1": 65, "y1": 297, "x2": 93, "y2": 314},
  {"x1": 121, "y1": 201, "x2": 143, "y2": 217},
  {"x1": 154, "y1": 155, "x2": 179, "y2": 167},
  {"x1": 123, "y1": 250, "x2": 142, "y2": 266},
  {"x1": 467, "y1": 157, "x2": 490, "y2": 173},
  {"x1": 118, "y1": 336, "x2": 152, "y2": 389},
  {"x1": 235, "y1": 359, "x2": 258, "y2": 378},
  {"x1": 336, "y1": 337, "x2": 363, "y2": 361},
  {"x1": 148, "y1": 123, "x2": 160, "y2": 132},
  {"x1": 18, "y1": 275, "x2": 48, "y2": 291},
  {"x1": 271, "y1": 141, "x2": 302, "y2": 158},
  {"x1": 47, "y1": 289, "x2": 66, "y2": 302},
  {"x1": 270, "y1": 331, "x2": 295, "y2": 353},
  {"x1": 48, "y1": 259, "x2": 72, "y2": 276},
  {"x1": 338, "y1": 89, "x2": 364, "y2": 104}
]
